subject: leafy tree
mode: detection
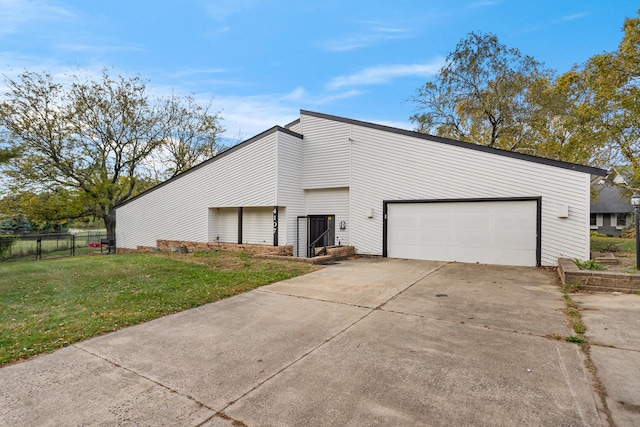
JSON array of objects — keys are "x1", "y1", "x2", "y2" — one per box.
[
  {"x1": 0, "y1": 69, "x2": 224, "y2": 241},
  {"x1": 571, "y1": 11, "x2": 640, "y2": 188},
  {"x1": 0, "y1": 216, "x2": 31, "y2": 235},
  {"x1": 524, "y1": 71, "x2": 609, "y2": 165},
  {"x1": 0, "y1": 188, "x2": 87, "y2": 231},
  {"x1": 0, "y1": 146, "x2": 19, "y2": 164},
  {"x1": 411, "y1": 32, "x2": 554, "y2": 152}
]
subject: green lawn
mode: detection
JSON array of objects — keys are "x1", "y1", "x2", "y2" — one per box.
[
  {"x1": 590, "y1": 235, "x2": 636, "y2": 253},
  {"x1": 0, "y1": 251, "x2": 316, "y2": 365}
]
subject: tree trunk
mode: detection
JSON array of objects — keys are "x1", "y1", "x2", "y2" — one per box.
[{"x1": 104, "y1": 210, "x2": 116, "y2": 244}]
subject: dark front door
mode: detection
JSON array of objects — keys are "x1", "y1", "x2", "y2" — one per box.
[
  {"x1": 308, "y1": 216, "x2": 328, "y2": 248},
  {"x1": 307, "y1": 215, "x2": 336, "y2": 257}
]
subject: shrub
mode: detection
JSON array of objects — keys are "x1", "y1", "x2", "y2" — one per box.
[
  {"x1": 0, "y1": 235, "x2": 17, "y2": 257},
  {"x1": 573, "y1": 258, "x2": 605, "y2": 270}
]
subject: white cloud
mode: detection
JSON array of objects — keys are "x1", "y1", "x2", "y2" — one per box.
[
  {"x1": 327, "y1": 59, "x2": 445, "y2": 90},
  {"x1": 557, "y1": 12, "x2": 587, "y2": 22},
  {"x1": 0, "y1": 0, "x2": 75, "y2": 36},
  {"x1": 55, "y1": 43, "x2": 144, "y2": 53},
  {"x1": 318, "y1": 22, "x2": 413, "y2": 52},
  {"x1": 197, "y1": 87, "x2": 363, "y2": 142},
  {"x1": 167, "y1": 67, "x2": 239, "y2": 78},
  {"x1": 467, "y1": 1, "x2": 500, "y2": 8}
]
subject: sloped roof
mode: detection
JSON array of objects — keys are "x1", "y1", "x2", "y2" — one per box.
[
  {"x1": 591, "y1": 183, "x2": 632, "y2": 213},
  {"x1": 116, "y1": 110, "x2": 607, "y2": 210},
  {"x1": 301, "y1": 110, "x2": 607, "y2": 176},
  {"x1": 116, "y1": 125, "x2": 302, "y2": 208}
]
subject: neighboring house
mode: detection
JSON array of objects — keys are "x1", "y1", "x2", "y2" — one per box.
[
  {"x1": 116, "y1": 110, "x2": 606, "y2": 267},
  {"x1": 590, "y1": 174, "x2": 632, "y2": 237}
]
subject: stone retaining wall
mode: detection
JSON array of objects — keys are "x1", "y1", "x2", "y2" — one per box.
[
  {"x1": 156, "y1": 240, "x2": 293, "y2": 255},
  {"x1": 257, "y1": 245, "x2": 356, "y2": 264},
  {"x1": 558, "y1": 258, "x2": 640, "y2": 293},
  {"x1": 116, "y1": 241, "x2": 292, "y2": 256},
  {"x1": 117, "y1": 240, "x2": 355, "y2": 265}
]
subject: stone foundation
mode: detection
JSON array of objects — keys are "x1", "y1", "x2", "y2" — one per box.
[
  {"x1": 117, "y1": 241, "x2": 356, "y2": 265},
  {"x1": 558, "y1": 258, "x2": 640, "y2": 293},
  {"x1": 155, "y1": 240, "x2": 293, "y2": 256},
  {"x1": 257, "y1": 245, "x2": 356, "y2": 264}
]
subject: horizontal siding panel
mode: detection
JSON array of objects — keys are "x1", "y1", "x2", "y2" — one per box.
[
  {"x1": 277, "y1": 133, "x2": 305, "y2": 249},
  {"x1": 243, "y1": 207, "x2": 273, "y2": 245},
  {"x1": 116, "y1": 133, "x2": 277, "y2": 249},
  {"x1": 348, "y1": 125, "x2": 590, "y2": 265},
  {"x1": 210, "y1": 208, "x2": 238, "y2": 243},
  {"x1": 301, "y1": 114, "x2": 350, "y2": 189}
]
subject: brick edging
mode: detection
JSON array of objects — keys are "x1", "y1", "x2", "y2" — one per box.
[{"x1": 558, "y1": 257, "x2": 640, "y2": 293}]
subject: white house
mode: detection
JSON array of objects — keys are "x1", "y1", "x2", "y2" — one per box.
[{"x1": 115, "y1": 110, "x2": 606, "y2": 267}]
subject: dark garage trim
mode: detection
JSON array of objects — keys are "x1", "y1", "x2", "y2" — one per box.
[{"x1": 382, "y1": 197, "x2": 542, "y2": 267}]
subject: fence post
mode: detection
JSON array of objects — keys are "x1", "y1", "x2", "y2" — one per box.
[
  {"x1": 71, "y1": 234, "x2": 76, "y2": 256},
  {"x1": 36, "y1": 237, "x2": 42, "y2": 261}
]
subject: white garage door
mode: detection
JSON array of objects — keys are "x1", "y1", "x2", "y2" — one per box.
[{"x1": 386, "y1": 200, "x2": 538, "y2": 266}]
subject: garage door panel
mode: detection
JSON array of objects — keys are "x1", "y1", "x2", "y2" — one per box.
[
  {"x1": 456, "y1": 247, "x2": 494, "y2": 264},
  {"x1": 455, "y1": 216, "x2": 490, "y2": 231},
  {"x1": 494, "y1": 249, "x2": 535, "y2": 266},
  {"x1": 494, "y1": 230, "x2": 536, "y2": 249},
  {"x1": 499, "y1": 216, "x2": 531, "y2": 230},
  {"x1": 456, "y1": 231, "x2": 493, "y2": 248},
  {"x1": 387, "y1": 200, "x2": 537, "y2": 267},
  {"x1": 419, "y1": 231, "x2": 453, "y2": 246}
]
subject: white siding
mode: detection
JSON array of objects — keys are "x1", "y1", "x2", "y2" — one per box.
[
  {"x1": 300, "y1": 114, "x2": 351, "y2": 189},
  {"x1": 287, "y1": 120, "x2": 302, "y2": 134},
  {"x1": 116, "y1": 132, "x2": 277, "y2": 248},
  {"x1": 305, "y1": 188, "x2": 350, "y2": 247},
  {"x1": 243, "y1": 207, "x2": 273, "y2": 245},
  {"x1": 344, "y1": 122, "x2": 590, "y2": 266},
  {"x1": 209, "y1": 208, "x2": 238, "y2": 243},
  {"x1": 276, "y1": 132, "x2": 305, "y2": 252}
]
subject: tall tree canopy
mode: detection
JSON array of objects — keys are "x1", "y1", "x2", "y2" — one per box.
[
  {"x1": 0, "y1": 147, "x2": 18, "y2": 164},
  {"x1": 411, "y1": 32, "x2": 554, "y2": 153},
  {"x1": 568, "y1": 12, "x2": 640, "y2": 188},
  {"x1": 0, "y1": 70, "x2": 223, "y2": 239}
]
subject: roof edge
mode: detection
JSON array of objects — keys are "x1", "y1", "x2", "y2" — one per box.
[
  {"x1": 116, "y1": 125, "x2": 302, "y2": 209},
  {"x1": 300, "y1": 110, "x2": 607, "y2": 176},
  {"x1": 284, "y1": 118, "x2": 300, "y2": 129}
]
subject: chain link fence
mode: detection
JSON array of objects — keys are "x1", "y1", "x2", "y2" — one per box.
[{"x1": 0, "y1": 231, "x2": 111, "y2": 262}]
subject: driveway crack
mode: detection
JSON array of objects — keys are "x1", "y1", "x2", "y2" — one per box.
[
  {"x1": 73, "y1": 345, "x2": 217, "y2": 413},
  {"x1": 219, "y1": 263, "x2": 449, "y2": 416},
  {"x1": 377, "y1": 262, "x2": 448, "y2": 310}
]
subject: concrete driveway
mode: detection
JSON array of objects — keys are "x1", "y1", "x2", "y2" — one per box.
[
  {"x1": 573, "y1": 293, "x2": 640, "y2": 427},
  {"x1": 1, "y1": 258, "x2": 604, "y2": 426}
]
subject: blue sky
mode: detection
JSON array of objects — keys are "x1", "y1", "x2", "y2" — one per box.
[{"x1": 0, "y1": 0, "x2": 637, "y2": 141}]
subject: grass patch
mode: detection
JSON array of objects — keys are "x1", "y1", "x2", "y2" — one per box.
[
  {"x1": 573, "y1": 258, "x2": 605, "y2": 270},
  {"x1": 0, "y1": 251, "x2": 317, "y2": 365},
  {"x1": 566, "y1": 335, "x2": 586, "y2": 344},
  {"x1": 590, "y1": 235, "x2": 636, "y2": 253},
  {"x1": 563, "y1": 294, "x2": 586, "y2": 335},
  {"x1": 561, "y1": 281, "x2": 583, "y2": 293}
]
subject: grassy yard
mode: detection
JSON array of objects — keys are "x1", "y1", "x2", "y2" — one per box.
[
  {"x1": 0, "y1": 251, "x2": 317, "y2": 366},
  {"x1": 590, "y1": 235, "x2": 636, "y2": 253}
]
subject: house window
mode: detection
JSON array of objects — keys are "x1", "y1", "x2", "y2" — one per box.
[
  {"x1": 590, "y1": 214, "x2": 597, "y2": 226},
  {"x1": 617, "y1": 213, "x2": 627, "y2": 227}
]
